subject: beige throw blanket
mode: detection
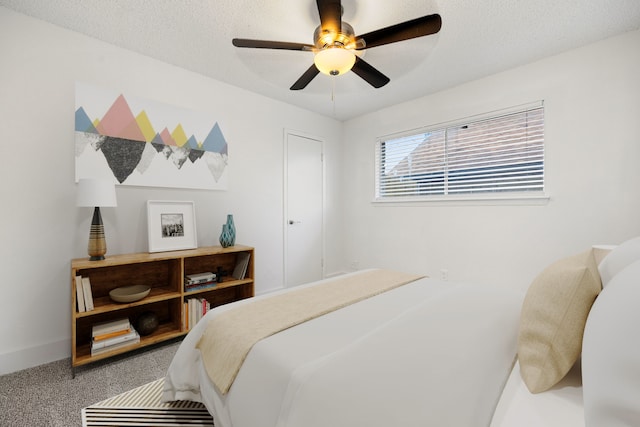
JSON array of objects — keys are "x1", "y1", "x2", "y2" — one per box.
[{"x1": 197, "y1": 269, "x2": 424, "y2": 394}]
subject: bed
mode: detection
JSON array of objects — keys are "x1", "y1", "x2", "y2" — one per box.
[{"x1": 162, "y1": 237, "x2": 640, "y2": 427}]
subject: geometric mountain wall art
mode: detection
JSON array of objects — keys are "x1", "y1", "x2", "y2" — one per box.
[{"x1": 75, "y1": 82, "x2": 228, "y2": 190}]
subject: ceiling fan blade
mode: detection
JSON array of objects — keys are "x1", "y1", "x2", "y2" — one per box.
[
  {"x1": 316, "y1": 0, "x2": 342, "y2": 33},
  {"x1": 356, "y1": 14, "x2": 442, "y2": 50},
  {"x1": 232, "y1": 38, "x2": 314, "y2": 51},
  {"x1": 351, "y1": 57, "x2": 390, "y2": 88},
  {"x1": 290, "y1": 64, "x2": 320, "y2": 90}
]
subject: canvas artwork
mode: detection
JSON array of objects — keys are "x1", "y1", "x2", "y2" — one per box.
[{"x1": 75, "y1": 82, "x2": 228, "y2": 190}]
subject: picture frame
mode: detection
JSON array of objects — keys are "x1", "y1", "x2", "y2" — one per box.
[{"x1": 147, "y1": 200, "x2": 197, "y2": 253}]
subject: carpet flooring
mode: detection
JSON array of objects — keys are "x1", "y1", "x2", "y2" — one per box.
[{"x1": 0, "y1": 339, "x2": 182, "y2": 427}]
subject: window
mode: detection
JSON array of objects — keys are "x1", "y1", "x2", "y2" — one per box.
[{"x1": 375, "y1": 103, "x2": 544, "y2": 201}]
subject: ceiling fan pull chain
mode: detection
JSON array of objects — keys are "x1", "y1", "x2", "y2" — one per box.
[
  {"x1": 331, "y1": 77, "x2": 336, "y2": 116},
  {"x1": 331, "y1": 77, "x2": 335, "y2": 101}
]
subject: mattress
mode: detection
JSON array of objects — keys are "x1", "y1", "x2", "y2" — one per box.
[
  {"x1": 490, "y1": 359, "x2": 584, "y2": 427},
  {"x1": 164, "y1": 270, "x2": 525, "y2": 427}
]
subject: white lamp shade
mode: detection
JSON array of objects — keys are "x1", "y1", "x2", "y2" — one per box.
[
  {"x1": 76, "y1": 178, "x2": 117, "y2": 207},
  {"x1": 314, "y1": 47, "x2": 356, "y2": 76}
]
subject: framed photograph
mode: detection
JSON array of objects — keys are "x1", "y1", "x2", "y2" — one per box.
[{"x1": 147, "y1": 200, "x2": 197, "y2": 253}]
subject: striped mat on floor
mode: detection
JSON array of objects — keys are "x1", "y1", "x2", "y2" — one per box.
[{"x1": 82, "y1": 378, "x2": 214, "y2": 426}]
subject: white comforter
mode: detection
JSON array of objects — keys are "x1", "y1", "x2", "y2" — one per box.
[{"x1": 163, "y1": 272, "x2": 522, "y2": 427}]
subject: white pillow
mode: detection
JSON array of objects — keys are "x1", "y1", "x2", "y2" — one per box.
[
  {"x1": 583, "y1": 259, "x2": 640, "y2": 426},
  {"x1": 598, "y1": 236, "x2": 640, "y2": 287}
]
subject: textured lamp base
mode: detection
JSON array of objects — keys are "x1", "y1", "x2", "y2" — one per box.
[{"x1": 88, "y1": 207, "x2": 107, "y2": 261}]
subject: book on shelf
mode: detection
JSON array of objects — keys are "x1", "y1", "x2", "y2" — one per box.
[
  {"x1": 183, "y1": 301, "x2": 188, "y2": 331},
  {"x1": 184, "y1": 281, "x2": 217, "y2": 292},
  {"x1": 92, "y1": 317, "x2": 130, "y2": 338},
  {"x1": 81, "y1": 277, "x2": 94, "y2": 311},
  {"x1": 232, "y1": 252, "x2": 251, "y2": 280},
  {"x1": 92, "y1": 326, "x2": 139, "y2": 350},
  {"x1": 75, "y1": 275, "x2": 85, "y2": 313},
  {"x1": 91, "y1": 330, "x2": 140, "y2": 356},
  {"x1": 184, "y1": 297, "x2": 211, "y2": 331},
  {"x1": 188, "y1": 298, "x2": 196, "y2": 331},
  {"x1": 93, "y1": 327, "x2": 132, "y2": 342},
  {"x1": 91, "y1": 321, "x2": 139, "y2": 355},
  {"x1": 185, "y1": 272, "x2": 216, "y2": 284}
]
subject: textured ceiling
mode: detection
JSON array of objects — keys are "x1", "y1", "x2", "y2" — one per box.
[{"x1": 2, "y1": 0, "x2": 640, "y2": 120}]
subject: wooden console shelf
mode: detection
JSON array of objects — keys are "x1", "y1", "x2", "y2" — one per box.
[{"x1": 71, "y1": 245, "x2": 254, "y2": 369}]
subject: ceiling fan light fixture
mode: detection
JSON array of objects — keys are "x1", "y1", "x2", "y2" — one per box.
[
  {"x1": 314, "y1": 47, "x2": 356, "y2": 76},
  {"x1": 232, "y1": 2, "x2": 443, "y2": 90}
]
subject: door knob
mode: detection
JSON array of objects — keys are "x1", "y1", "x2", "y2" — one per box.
[{"x1": 288, "y1": 220, "x2": 301, "y2": 225}]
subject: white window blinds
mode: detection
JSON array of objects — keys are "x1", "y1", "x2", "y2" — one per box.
[{"x1": 375, "y1": 104, "x2": 544, "y2": 200}]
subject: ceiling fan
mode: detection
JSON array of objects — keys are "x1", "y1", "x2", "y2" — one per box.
[{"x1": 232, "y1": 0, "x2": 442, "y2": 90}]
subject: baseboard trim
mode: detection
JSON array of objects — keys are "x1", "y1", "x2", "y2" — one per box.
[
  {"x1": 0, "y1": 338, "x2": 70, "y2": 375},
  {"x1": 325, "y1": 270, "x2": 349, "y2": 278}
]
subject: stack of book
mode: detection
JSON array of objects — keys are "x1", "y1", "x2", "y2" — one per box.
[
  {"x1": 185, "y1": 272, "x2": 217, "y2": 292},
  {"x1": 184, "y1": 297, "x2": 211, "y2": 331},
  {"x1": 91, "y1": 318, "x2": 140, "y2": 356}
]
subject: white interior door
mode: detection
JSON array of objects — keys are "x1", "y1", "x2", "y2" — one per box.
[{"x1": 285, "y1": 132, "x2": 324, "y2": 287}]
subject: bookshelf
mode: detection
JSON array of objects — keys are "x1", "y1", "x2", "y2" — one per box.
[{"x1": 71, "y1": 245, "x2": 254, "y2": 370}]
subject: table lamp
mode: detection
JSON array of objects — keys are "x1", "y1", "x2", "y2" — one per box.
[{"x1": 76, "y1": 179, "x2": 117, "y2": 261}]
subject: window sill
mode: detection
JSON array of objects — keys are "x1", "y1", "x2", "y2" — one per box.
[{"x1": 372, "y1": 193, "x2": 550, "y2": 206}]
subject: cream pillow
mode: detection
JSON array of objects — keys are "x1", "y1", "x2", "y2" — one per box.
[{"x1": 517, "y1": 249, "x2": 601, "y2": 393}]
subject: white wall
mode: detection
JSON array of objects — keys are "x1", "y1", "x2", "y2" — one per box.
[
  {"x1": 0, "y1": 7, "x2": 343, "y2": 374},
  {"x1": 342, "y1": 29, "x2": 640, "y2": 291},
  {"x1": 2, "y1": 5, "x2": 639, "y2": 375}
]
